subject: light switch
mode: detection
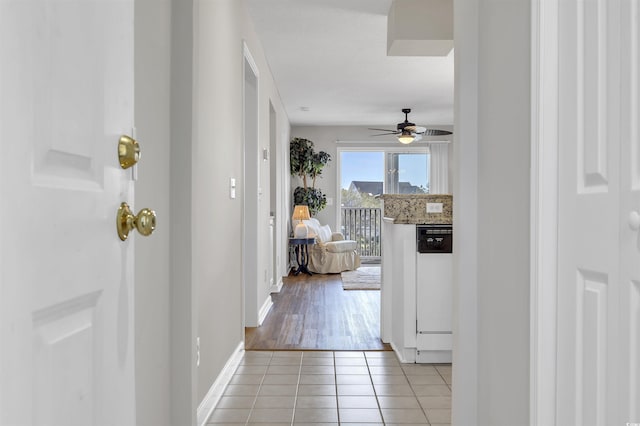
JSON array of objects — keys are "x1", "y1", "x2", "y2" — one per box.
[
  {"x1": 326, "y1": 197, "x2": 334, "y2": 206},
  {"x1": 427, "y1": 202, "x2": 443, "y2": 213},
  {"x1": 230, "y1": 178, "x2": 236, "y2": 199}
]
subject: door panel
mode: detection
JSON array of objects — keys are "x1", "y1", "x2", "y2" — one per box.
[
  {"x1": 33, "y1": 2, "x2": 104, "y2": 187},
  {"x1": 578, "y1": 0, "x2": 609, "y2": 192},
  {"x1": 32, "y1": 292, "x2": 101, "y2": 425},
  {"x1": 557, "y1": 0, "x2": 621, "y2": 425},
  {"x1": 0, "y1": 1, "x2": 135, "y2": 425},
  {"x1": 576, "y1": 270, "x2": 609, "y2": 426}
]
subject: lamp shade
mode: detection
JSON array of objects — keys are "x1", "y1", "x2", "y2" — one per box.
[{"x1": 292, "y1": 205, "x2": 311, "y2": 221}]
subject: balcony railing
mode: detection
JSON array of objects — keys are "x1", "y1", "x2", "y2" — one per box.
[{"x1": 340, "y1": 207, "x2": 382, "y2": 260}]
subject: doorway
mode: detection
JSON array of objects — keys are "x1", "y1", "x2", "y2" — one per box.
[{"x1": 242, "y1": 43, "x2": 263, "y2": 328}]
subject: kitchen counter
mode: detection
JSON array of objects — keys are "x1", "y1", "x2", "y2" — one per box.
[
  {"x1": 381, "y1": 218, "x2": 453, "y2": 364},
  {"x1": 381, "y1": 194, "x2": 452, "y2": 224}
]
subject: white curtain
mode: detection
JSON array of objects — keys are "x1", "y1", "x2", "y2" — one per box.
[{"x1": 429, "y1": 143, "x2": 450, "y2": 194}]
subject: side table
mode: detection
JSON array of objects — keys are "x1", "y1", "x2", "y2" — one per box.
[{"x1": 289, "y1": 237, "x2": 316, "y2": 276}]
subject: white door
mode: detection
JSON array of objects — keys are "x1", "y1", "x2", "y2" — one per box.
[
  {"x1": 1, "y1": 1, "x2": 137, "y2": 425},
  {"x1": 619, "y1": 0, "x2": 640, "y2": 422},
  {"x1": 556, "y1": 0, "x2": 639, "y2": 424}
]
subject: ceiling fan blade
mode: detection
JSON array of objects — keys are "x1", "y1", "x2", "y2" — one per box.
[
  {"x1": 368, "y1": 128, "x2": 398, "y2": 133},
  {"x1": 371, "y1": 132, "x2": 399, "y2": 136},
  {"x1": 418, "y1": 129, "x2": 453, "y2": 136}
]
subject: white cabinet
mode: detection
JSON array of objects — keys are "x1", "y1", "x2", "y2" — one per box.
[
  {"x1": 416, "y1": 252, "x2": 452, "y2": 363},
  {"x1": 381, "y1": 219, "x2": 453, "y2": 363}
]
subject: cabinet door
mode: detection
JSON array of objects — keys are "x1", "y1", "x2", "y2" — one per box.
[{"x1": 416, "y1": 253, "x2": 453, "y2": 333}]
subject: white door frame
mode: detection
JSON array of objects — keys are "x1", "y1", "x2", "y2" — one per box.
[
  {"x1": 530, "y1": 1, "x2": 560, "y2": 424},
  {"x1": 242, "y1": 41, "x2": 261, "y2": 328}
]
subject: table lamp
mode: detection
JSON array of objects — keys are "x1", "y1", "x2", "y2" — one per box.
[{"x1": 292, "y1": 205, "x2": 311, "y2": 238}]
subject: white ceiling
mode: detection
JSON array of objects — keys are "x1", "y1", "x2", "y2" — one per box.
[{"x1": 245, "y1": 0, "x2": 454, "y2": 129}]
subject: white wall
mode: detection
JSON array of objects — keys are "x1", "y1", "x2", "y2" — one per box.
[
  {"x1": 454, "y1": 0, "x2": 531, "y2": 424},
  {"x1": 134, "y1": 2, "x2": 172, "y2": 425},
  {"x1": 193, "y1": 0, "x2": 243, "y2": 403},
  {"x1": 290, "y1": 126, "x2": 452, "y2": 231},
  {"x1": 133, "y1": 2, "x2": 291, "y2": 422},
  {"x1": 135, "y1": 0, "x2": 199, "y2": 423},
  {"x1": 169, "y1": 0, "x2": 197, "y2": 424},
  {"x1": 452, "y1": 0, "x2": 478, "y2": 424},
  {"x1": 477, "y1": 1, "x2": 531, "y2": 423},
  {"x1": 193, "y1": 0, "x2": 290, "y2": 404}
]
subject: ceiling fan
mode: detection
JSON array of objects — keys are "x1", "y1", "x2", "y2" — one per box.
[{"x1": 369, "y1": 108, "x2": 452, "y2": 144}]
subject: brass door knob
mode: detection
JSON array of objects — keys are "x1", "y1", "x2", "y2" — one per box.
[
  {"x1": 118, "y1": 135, "x2": 140, "y2": 169},
  {"x1": 117, "y1": 202, "x2": 156, "y2": 241}
]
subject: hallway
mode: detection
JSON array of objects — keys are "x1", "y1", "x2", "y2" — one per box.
[
  {"x1": 246, "y1": 271, "x2": 388, "y2": 351},
  {"x1": 207, "y1": 350, "x2": 451, "y2": 425}
]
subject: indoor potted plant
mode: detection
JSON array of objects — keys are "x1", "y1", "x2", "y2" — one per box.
[{"x1": 289, "y1": 137, "x2": 331, "y2": 216}]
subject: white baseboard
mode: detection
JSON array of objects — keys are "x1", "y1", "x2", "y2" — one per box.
[
  {"x1": 270, "y1": 276, "x2": 283, "y2": 294},
  {"x1": 257, "y1": 295, "x2": 273, "y2": 326},
  {"x1": 197, "y1": 341, "x2": 245, "y2": 426}
]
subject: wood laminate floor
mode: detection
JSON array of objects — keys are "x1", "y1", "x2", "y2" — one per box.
[{"x1": 245, "y1": 271, "x2": 390, "y2": 351}]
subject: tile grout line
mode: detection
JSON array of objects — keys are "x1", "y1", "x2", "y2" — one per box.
[
  {"x1": 402, "y1": 363, "x2": 432, "y2": 426},
  {"x1": 333, "y1": 351, "x2": 341, "y2": 425},
  {"x1": 289, "y1": 353, "x2": 304, "y2": 426},
  {"x1": 439, "y1": 365, "x2": 453, "y2": 424},
  {"x1": 363, "y1": 351, "x2": 386, "y2": 425},
  {"x1": 239, "y1": 351, "x2": 272, "y2": 426},
  {"x1": 435, "y1": 364, "x2": 452, "y2": 392}
]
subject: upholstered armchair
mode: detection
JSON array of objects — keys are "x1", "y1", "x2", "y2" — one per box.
[{"x1": 303, "y1": 218, "x2": 360, "y2": 274}]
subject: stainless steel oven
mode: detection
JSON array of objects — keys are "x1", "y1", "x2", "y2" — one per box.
[{"x1": 416, "y1": 224, "x2": 453, "y2": 254}]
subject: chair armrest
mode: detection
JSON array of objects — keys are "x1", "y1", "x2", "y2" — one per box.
[{"x1": 331, "y1": 232, "x2": 345, "y2": 241}]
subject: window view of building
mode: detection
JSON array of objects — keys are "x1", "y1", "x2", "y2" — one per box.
[
  {"x1": 339, "y1": 150, "x2": 430, "y2": 260},
  {"x1": 342, "y1": 181, "x2": 383, "y2": 208}
]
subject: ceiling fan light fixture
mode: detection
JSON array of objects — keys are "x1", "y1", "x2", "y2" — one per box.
[
  {"x1": 369, "y1": 109, "x2": 453, "y2": 142},
  {"x1": 397, "y1": 130, "x2": 415, "y2": 144}
]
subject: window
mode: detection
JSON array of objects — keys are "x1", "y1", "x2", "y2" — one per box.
[
  {"x1": 339, "y1": 148, "x2": 431, "y2": 207},
  {"x1": 385, "y1": 151, "x2": 430, "y2": 194},
  {"x1": 340, "y1": 151, "x2": 385, "y2": 208},
  {"x1": 338, "y1": 147, "x2": 432, "y2": 259}
]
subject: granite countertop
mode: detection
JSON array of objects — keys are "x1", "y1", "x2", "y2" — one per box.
[{"x1": 381, "y1": 194, "x2": 453, "y2": 225}]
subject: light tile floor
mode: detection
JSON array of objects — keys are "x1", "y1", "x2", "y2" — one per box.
[{"x1": 207, "y1": 351, "x2": 451, "y2": 425}]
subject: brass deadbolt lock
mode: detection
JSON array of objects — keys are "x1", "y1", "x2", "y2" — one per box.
[{"x1": 118, "y1": 135, "x2": 140, "y2": 169}]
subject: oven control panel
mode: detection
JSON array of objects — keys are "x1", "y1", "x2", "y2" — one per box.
[{"x1": 416, "y1": 224, "x2": 453, "y2": 253}]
